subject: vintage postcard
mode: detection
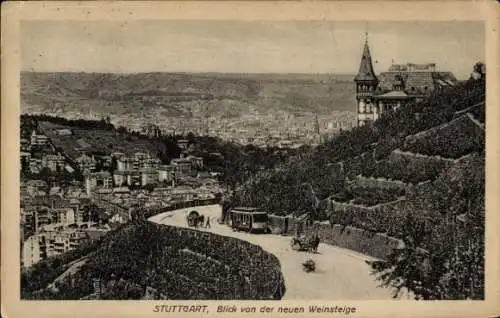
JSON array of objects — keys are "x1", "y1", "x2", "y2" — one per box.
[{"x1": 1, "y1": 1, "x2": 499, "y2": 318}]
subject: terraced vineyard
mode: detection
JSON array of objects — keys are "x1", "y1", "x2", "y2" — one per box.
[
  {"x1": 345, "y1": 150, "x2": 454, "y2": 186},
  {"x1": 332, "y1": 185, "x2": 405, "y2": 207},
  {"x1": 22, "y1": 221, "x2": 285, "y2": 300},
  {"x1": 234, "y1": 72, "x2": 485, "y2": 300},
  {"x1": 401, "y1": 114, "x2": 484, "y2": 159}
]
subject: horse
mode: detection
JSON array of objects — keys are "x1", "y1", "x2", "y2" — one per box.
[
  {"x1": 290, "y1": 237, "x2": 301, "y2": 247},
  {"x1": 198, "y1": 214, "x2": 205, "y2": 227}
]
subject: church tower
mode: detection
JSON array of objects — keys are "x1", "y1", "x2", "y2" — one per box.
[
  {"x1": 313, "y1": 115, "x2": 321, "y2": 144},
  {"x1": 354, "y1": 33, "x2": 378, "y2": 126}
]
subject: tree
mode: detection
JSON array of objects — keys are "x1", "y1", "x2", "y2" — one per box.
[
  {"x1": 37, "y1": 167, "x2": 54, "y2": 184},
  {"x1": 117, "y1": 126, "x2": 128, "y2": 134},
  {"x1": 143, "y1": 183, "x2": 156, "y2": 192},
  {"x1": 109, "y1": 157, "x2": 118, "y2": 174},
  {"x1": 127, "y1": 284, "x2": 144, "y2": 299},
  {"x1": 474, "y1": 62, "x2": 486, "y2": 77},
  {"x1": 367, "y1": 213, "x2": 436, "y2": 300},
  {"x1": 367, "y1": 153, "x2": 485, "y2": 300},
  {"x1": 471, "y1": 62, "x2": 486, "y2": 80}
]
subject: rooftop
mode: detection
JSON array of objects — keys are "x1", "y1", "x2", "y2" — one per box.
[
  {"x1": 388, "y1": 63, "x2": 436, "y2": 72},
  {"x1": 377, "y1": 71, "x2": 456, "y2": 93},
  {"x1": 232, "y1": 207, "x2": 261, "y2": 212},
  {"x1": 354, "y1": 39, "x2": 378, "y2": 82},
  {"x1": 375, "y1": 90, "x2": 411, "y2": 99},
  {"x1": 87, "y1": 171, "x2": 111, "y2": 178}
]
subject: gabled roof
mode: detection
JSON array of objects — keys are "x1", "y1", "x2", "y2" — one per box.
[
  {"x1": 86, "y1": 230, "x2": 108, "y2": 241},
  {"x1": 377, "y1": 71, "x2": 456, "y2": 92},
  {"x1": 375, "y1": 90, "x2": 411, "y2": 99}
]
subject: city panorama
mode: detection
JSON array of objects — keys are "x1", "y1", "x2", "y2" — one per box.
[{"x1": 19, "y1": 20, "x2": 485, "y2": 301}]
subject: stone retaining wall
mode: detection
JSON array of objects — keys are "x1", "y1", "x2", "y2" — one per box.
[
  {"x1": 304, "y1": 222, "x2": 403, "y2": 260},
  {"x1": 348, "y1": 175, "x2": 408, "y2": 191},
  {"x1": 268, "y1": 212, "x2": 403, "y2": 261}
]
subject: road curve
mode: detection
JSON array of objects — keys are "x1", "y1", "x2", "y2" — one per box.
[{"x1": 149, "y1": 205, "x2": 398, "y2": 300}]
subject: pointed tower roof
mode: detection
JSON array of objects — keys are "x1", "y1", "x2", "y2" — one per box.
[{"x1": 354, "y1": 35, "x2": 378, "y2": 82}]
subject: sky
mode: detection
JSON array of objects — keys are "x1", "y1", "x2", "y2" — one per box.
[{"x1": 21, "y1": 20, "x2": 484, "y2": 79}]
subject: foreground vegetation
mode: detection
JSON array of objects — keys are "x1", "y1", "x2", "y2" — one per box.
[{"x1": 22, "y1": 222, "x2": 285, "y2": 300}]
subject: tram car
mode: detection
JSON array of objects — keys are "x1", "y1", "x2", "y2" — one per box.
[{"x1": 229, "y1": 207, "x2": 269, "y2": 233}]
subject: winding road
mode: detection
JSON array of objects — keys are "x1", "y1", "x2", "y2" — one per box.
[{"x1": 149, "y1": 205, "x2": 402, "y2": 300}]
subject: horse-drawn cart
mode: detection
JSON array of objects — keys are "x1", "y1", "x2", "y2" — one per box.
[
  {"x1": 290, "y1": 235, "x2": 319, "y2": 253},
  {"x1": 186, "y1": 210, "x2": 204, "y2": 227}
]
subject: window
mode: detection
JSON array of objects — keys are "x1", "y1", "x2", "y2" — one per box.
[
  {"x1": 359, "y1": 100, "x2": 365, "y2": 113},
  {"x1": 253, "y1": 213, "x2": 268, "y2": 222}
]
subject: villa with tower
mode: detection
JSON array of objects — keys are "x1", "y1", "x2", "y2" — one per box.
[{"x1": 354, "y1": 35, "x2": 458, "y2": 126}]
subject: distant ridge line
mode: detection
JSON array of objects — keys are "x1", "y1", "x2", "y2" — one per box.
[{"x1": 21, "y1": 70, "x2": 357, "y2": 77}]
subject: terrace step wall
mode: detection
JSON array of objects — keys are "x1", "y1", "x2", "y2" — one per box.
[{"x1": 268, "y1": 207, "x2": 404, "y2": 261}]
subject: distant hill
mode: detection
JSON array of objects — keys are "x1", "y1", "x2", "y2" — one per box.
[{"x1": 21, "y1": 72, "x2": 356, "y2": 118}]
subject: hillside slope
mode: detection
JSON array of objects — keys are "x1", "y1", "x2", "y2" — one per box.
[
  {"x1": 232, "y1": 72, "x2": 485, "y2": 300},
  {"x1": 21, "y1": 72, "x2": 355, "y2": 118},
  {"x1": 234, "y1": 75, "x2": 485, "y2": 215},
  {"x1": 21, "y1": 221, "x2": 285, "y2": 300}
]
